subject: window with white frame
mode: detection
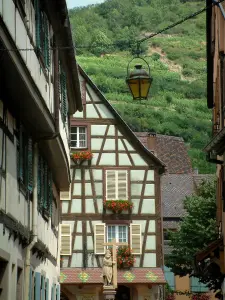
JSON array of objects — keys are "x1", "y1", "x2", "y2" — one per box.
[
  {"x1": 107, "y1": 225, "x2": 128, "y2": 243},
  {"x1": 106, "y1": 170, "x2": 128, "y2": 200},
  {"x1": 70, "y1": 126, "x2": 87, "y2": 149}
]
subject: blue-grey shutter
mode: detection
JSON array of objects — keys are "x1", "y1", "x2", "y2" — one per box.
[
  {"x1": 29, "y1": 269, "x2": 33, "y2": 300},
  {"x1": 37, "y1": 155, "x2": 42, "y2": 212},
  {"x1": 48, "y1": 171, "x2": 53, "y2": 216},
  {"x1": 51, "y1": 284, "x2": 55, "y2": 300},
  {"x1": 43, "y1": 13, "x2": 50, "y2": 68},
  {"x1": 191, "y1": 277, "x2": 208, "y2": 292},
  {"x1": 164, "y1": 266, "x2": 175, "y2": 290},
  {"x1": 35, "y1": 272, "x2": 41, "y2": 300},
  {"x1": 56, "y1": 284, "x2": 60, "y2": 300},
  {"x1": 34, "y1": 0, "x2": 41, "y2": 50},
  {"x1": 60, "y1": 70, "x2": 67, "y2": 123},
  {"x1": 19, "y1": 124, "x2": 24, "y2": 182},
  {"x1": 45, "y1": 278, "x2": 49, "y2": 300},
  {"x1": 27, "y1": 138, "x2": 33, "y2": 193},
  {"x1": 41, "y1": 276, "x2": 45, "y2": 300}
]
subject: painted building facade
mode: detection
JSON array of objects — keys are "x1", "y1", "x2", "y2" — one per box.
[
  {"x1": 0, "y1": 0, "x2": 82, "y2": 299},
  {"x1": 194, "y1": 0, "x2": 225, "y2": 298},
  {"x1": 60, "y1": 67, "x2": 166, "y2": 300}
]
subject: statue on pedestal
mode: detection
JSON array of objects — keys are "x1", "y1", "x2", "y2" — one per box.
[{"x1": 102, "y1": 249, "x2": 113, "y2": 286}]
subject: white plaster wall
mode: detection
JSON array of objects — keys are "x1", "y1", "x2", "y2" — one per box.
[
  {"x1": 91, "y1": 125, "x2": 107, "y2": 135},
  {"x1": 0, "y1": 225, "x2": 25, "y2": 300},
  {"x1": 1, "y1": 0, "x2": 55, "y2": 114},
  {"x1": 0, "y1": 131, "x2": 31, "y2": 228}
]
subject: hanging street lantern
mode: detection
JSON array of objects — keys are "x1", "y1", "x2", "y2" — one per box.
[{"x1": 126, "y1": 55, "x2": 153, "y2": 100}]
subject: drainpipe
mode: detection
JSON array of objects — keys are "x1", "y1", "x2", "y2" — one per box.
[{"x1": 24, "y1": 143, "x2": 38, "y2": 300}]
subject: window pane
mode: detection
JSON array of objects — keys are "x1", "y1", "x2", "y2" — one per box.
[
  {"x1": 107, "y1": 226, "x2": 116, "y2": 242},
  {"x1": 71, "y1": 141, "x2": 77, "y2": 148},
  {"x1": 71, "y1": 127, "x2": 77, "y2": 134},
  {"x1": 79, "y1": 141, "x2": 86, "y2": 148},
  {"x1": 79, "y1": 127, "x2": 86, "y2": 133},
  {"x1": 79, "y1": 134, "x2": 86, "y2": 140},
  {"x1": 118, "y1": 226, "x2": 127, "y2": 243}
]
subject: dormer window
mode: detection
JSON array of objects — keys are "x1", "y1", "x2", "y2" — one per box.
[{"x1": 70, "y1": 126, "x2": 87, "y2": 149}]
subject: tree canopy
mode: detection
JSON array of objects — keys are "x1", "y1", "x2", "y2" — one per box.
[{"x1": 166, "y1": 179, "x2": 217, "y2": 276}]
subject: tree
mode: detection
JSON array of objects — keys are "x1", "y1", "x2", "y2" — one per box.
[{"x1": 166, "y1": 179, "x2": 217, "y2": 277}]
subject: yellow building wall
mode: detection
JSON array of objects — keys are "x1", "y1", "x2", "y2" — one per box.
[{"x1": 175, "y1": 276, "x2": 190, "y2": 300}]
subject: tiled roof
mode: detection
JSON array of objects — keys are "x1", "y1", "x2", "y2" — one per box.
[
  {"x1": 60, "y1": 268, "x2": 166, "y2": 284},
  {"x1": 163, "y1": 221, "x2": 180, "y2": 229},
  {"x1": 162, "y1": 174, "x2": 194, "y2": 218},
  {"x1": 134, "y1": 132, "x2": 193, "y2": 174}
]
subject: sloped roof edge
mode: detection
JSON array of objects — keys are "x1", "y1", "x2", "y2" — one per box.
[{"x1": 78, "y1": 65, "x2": 165, "y2": 171}]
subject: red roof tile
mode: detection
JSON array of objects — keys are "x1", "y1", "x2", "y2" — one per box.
[{"x1": 60, "y1": 268, "x2": 166, "y2": 284}]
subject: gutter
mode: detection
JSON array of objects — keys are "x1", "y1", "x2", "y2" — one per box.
[{"x1": 24, "y1": 144, "x2": 38, "y2": 300}]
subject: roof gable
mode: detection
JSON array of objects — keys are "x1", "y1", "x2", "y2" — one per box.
[{"x1": 78, "y1": 66, "x2": 165, "y2": 171}]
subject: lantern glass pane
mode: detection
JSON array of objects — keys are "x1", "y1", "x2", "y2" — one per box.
[
  {"x1": 127, "y1": 78, "x2": 140, "y2": 99},
  {"x1": 140, "y1": 79, "x2": 151, "y2": 98}
]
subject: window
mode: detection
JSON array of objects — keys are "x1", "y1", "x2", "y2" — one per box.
[
  {"x1": 94, "y1": 223, "x2": 141, "y2": 255},
  {"x1": 107, "y1": 225, "x2": 128, "y2": 243},
  {"x1": 34, "y1": 0, "x2": 50, "y2": 69},
  {"x1": 17, "y1": 124, "x2": 33, "y2": 195},
  {"x1": 70, "y1": 126, "x2": 87, "y2": 149},
  {"x1": 191, "y1": 277, "x2": 208, "y2": 292},
  {"x1": 106, "y1": 170, "x2": 128, "y2": 200},
  {"x1": 37, "y1": 154, "x2": 53, "y2": 218}
]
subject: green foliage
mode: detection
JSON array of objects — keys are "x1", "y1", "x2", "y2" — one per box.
[
  {"x1": 70, "y1": 0, "x2": 215, "y2": 173},
  {"x1": 166, "y1": 179, "x2": 217, "y2": 276}
]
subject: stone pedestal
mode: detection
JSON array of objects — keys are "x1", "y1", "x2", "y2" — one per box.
[{"x1": 103, "y1": 286, "x2": 116, "y2": 300}]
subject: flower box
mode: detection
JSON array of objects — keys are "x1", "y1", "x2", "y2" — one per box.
[
  {"x1": 71, "y1": 151, "x2": 93, "y2": 164},
  {"x1": 103, "y1": 200, "x2": 133, "y2": 214},
  {"x1": 117, "y1": 246, "x2": 135, "y2": 269}
]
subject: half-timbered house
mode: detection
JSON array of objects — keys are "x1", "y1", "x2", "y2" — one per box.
[
  {"x1": 60, "y1": 67, "x2": 166, "y2": 300},
  {"x1": 0, "y1": 1, "x2": 82, "y2": 299}
]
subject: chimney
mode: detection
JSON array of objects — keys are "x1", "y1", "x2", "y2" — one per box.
[{"x1": 147, "y1": 132, "x2": 156, "y2": 155}]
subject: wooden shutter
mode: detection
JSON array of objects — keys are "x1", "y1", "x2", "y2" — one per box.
[
  {"x1": 43, "y1": 13, "x2": 50, "y2": 68},
  {"x1": 117, "y1": 170, "x2": 128, "y2": 199},
  {"x1": 47, "y1": 170, "x2": 53, "y2": 216},
  {"x1": 27, "y1": 137, "x2": 33, "y2": 193},
  {"x1": 164, "y1": 267, "x2": 175, "y2": 290},
  {"x1": 51, "y1": 285, "x2": 55, "y2": 300},
  {"x1": 35, "y1": 272, "x2": 41, "y2": 300},
  {"x1": 60, "y1": 70, "x2": 68, "y2": 124},
  {"x1": 94, "y1": 224, "x2": 105, "y2": 254},
  {"x1": 45, "y1": 278, "x2": 49, "y2": 300},
  {"x1": 41, "y1": 276, "x2": 45, "y2": 300},
  {"x1": 28, "y1": 269, "x2": 33, "y2": 300},
  {"x1": 130, "y1": 224, "x2": 142, "y2": 254},
  {"x1": 60, "y1": 185, "x2": 71, "y2": 200},
  {"x1": 60, "y1": 224, "x2": 71, "y2": 255},
  {"x1": 34, "y1": 0, "x2": 41, "y2": 49},
  {"x1": 56, "y1": 285, "x2": 60, "y2": 300},
  {"x1": 106, "y1": 170, "x2": 116, "y2": 200}
]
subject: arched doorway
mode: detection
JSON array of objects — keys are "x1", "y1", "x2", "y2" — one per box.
[{"x1": 115, "y1": 285, "x2": 130, "y2": 300}]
